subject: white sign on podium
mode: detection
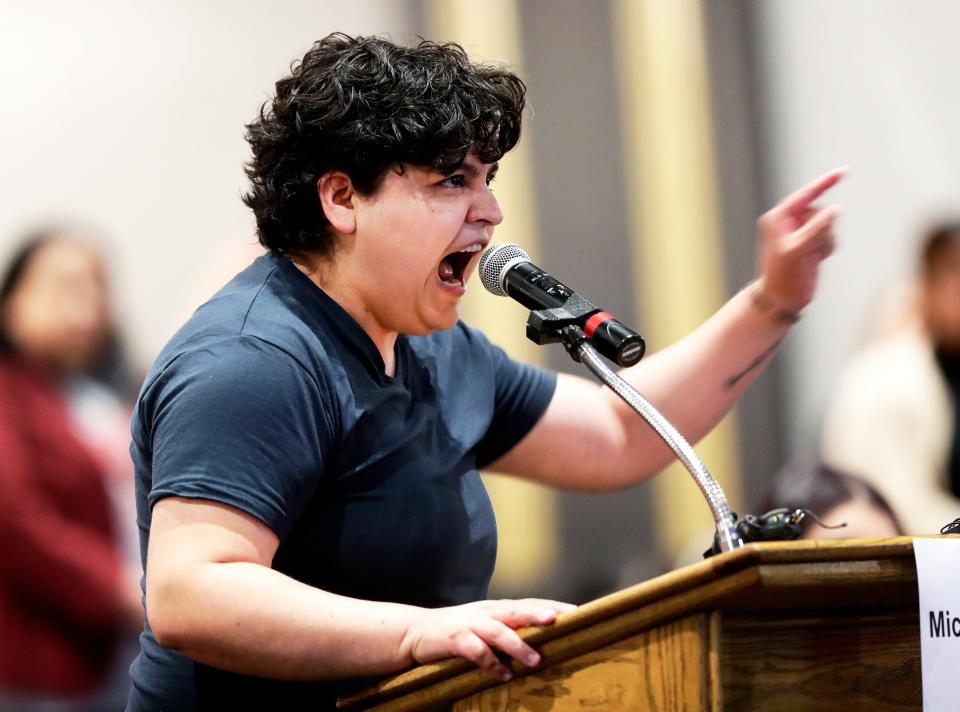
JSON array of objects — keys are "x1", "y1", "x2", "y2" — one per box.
[{"x1": 913, "y1": 537, "x2": 960, "y2": 712}]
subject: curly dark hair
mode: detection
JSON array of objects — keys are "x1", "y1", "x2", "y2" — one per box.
[{"x1": 242, "y1": 33, "x2": 527, "y2": 257}]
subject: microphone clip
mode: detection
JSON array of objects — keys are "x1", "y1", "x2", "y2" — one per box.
[
  {"x1": 526, "y1": 295, "x2": 645, "y2": 368},
  {"x1": 525, "y1": 294, "x2": 598, "y2": 354}
]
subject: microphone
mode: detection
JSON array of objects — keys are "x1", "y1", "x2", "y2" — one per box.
[{"x1": 478, "y1": 244, "x2": 644, "y2": 367}]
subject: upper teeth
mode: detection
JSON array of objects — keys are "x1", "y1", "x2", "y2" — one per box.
[{"x1": 461, "y1": 243, "x2": 483, "y2": 253}]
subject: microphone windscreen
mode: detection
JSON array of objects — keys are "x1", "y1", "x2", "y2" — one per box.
[{"x1": 478, "y1": 243, "x2": 530, "y2": 296}]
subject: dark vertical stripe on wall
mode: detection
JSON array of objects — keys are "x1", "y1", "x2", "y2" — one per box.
[
  {"x1": 702, "y1": 0, "x2": 788, "y2": 507},
  {"x1": 405, "y1": 0, "x2": 425, "y2": 41},
  {"x1": 517, "y1": 0, "x2": 661, "y2": 602}
]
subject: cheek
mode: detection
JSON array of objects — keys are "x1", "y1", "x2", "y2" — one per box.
[
  {"x1": 933, "y1": 290, "x2": 960, "y2": 328},
  {"x1": 5, "y1": 283, "x2": 107, "y2": 361},
  {"x1": 359, "y1": 195, "x2": 466, "y2": 281},
  {"x1": 393, "y1": 226, "x2": 460, "y2": 278},
  {"x1": 6, "y1": 292, "x2": 55, "y2": 345},
  {"x1": 376, "y1": 244, "x2": 435, "y2": 285}
]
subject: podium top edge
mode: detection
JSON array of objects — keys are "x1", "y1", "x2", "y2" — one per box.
[{"x1": 339, "y1": 535, "x2": 937, "y2": 709}]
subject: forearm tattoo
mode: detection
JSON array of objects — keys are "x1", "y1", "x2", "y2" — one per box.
[{"x1": 723, "y1": 339, "x2": 783, "y2": 391}]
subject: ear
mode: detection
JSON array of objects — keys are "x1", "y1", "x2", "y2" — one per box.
[{"x1": 317, "y1": 171, "x2": 357, "y2": 235}]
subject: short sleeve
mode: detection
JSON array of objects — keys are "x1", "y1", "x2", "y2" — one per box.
[
  {"x1": 140, "y1": 336, "x2": 333, "y2": 540},
  {"x1": 472, "y1": 333, "x2": 557, "y2": 468}
]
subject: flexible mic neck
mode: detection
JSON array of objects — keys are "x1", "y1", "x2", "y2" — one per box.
[{"x1": 479, "y1": 244, "x2": 741, "y2": 554}]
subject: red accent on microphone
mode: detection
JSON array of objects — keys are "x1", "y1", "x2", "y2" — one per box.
[{"x1": 584, "y1": 311, "x2": 614, "y2": 338}]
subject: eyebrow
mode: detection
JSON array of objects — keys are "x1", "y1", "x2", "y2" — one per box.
[{"x1": 460, "y1": 160, "x2": 499, "y2": 179}]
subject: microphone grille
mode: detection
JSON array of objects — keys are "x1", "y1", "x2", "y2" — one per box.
[{"x1": 479, "y1": 243, "x2": 530, "y2": 296}]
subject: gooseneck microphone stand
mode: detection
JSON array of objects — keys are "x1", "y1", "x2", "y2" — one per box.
[
  {"x1": 551, "y1": 324, "x2": 743, "y2": 554},
  {"x1": 478, "y1": 243, "x2": 744, "y2": 554}
]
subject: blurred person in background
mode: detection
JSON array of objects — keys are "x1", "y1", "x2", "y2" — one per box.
[
  {"x1": 761, "y1": 462, "x2": 902, "y2": 540},
  {"x1": 823, "y1": 223, "x2": 960, "y2": 534},
  {"x1": 0, "y1": 229, "x2": 142, "y2": 711}
]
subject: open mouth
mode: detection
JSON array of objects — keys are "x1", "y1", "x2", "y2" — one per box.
[{"x1": 437, "y1": 244, "x2": 483, "y2": 287}]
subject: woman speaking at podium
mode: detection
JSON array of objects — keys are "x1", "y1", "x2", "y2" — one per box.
[{"x1": 128, "y1": 33, "x2": 842, "y2": 710}]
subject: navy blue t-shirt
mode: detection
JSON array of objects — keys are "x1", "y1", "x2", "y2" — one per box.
[{"x1": 127, "y1": 251, "x2": 557, "y2": 710}]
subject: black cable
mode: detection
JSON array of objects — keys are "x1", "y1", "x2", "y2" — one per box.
[{"x1": 941, "y1": 518, "x2": 960, "y2": 535}]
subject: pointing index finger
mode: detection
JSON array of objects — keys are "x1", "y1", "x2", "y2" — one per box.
[{"x1": 777, "y1": 167, "x2": 848, "y2": 216}]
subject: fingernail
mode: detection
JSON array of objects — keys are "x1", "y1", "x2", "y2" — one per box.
[
  {"x1": 499, "y1": 669, "x2": 513, "y2": 682},
  {"x1": 537, "y1": 609, "x2": 555, "y2": 622},
  {"x1": 526, "y1": 652, "x2": 540, "y2": 666}
]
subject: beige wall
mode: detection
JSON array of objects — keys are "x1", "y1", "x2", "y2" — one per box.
[
  {"x1": 754, "y1": 0, "x2": 960, "y2": 452},
  {"x1": 0, "y1": 0, "x2": 417, "y2": 369}
]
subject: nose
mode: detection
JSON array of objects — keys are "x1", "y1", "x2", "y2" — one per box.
[{"x1": 468, "y1": 185, "x2": 503, "y2": 227}]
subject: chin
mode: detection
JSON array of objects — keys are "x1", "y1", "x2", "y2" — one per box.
[{"x1": 416, "y1": 309, "x2": 460, "y2": 335}]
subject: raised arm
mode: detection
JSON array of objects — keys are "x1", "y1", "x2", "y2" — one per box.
[
  {"x1": 492, "y1": 169, "x2": 845, "y2": 489},
  {"x1": 146, "y1": 496, "x2": 572, "y2": 682}
]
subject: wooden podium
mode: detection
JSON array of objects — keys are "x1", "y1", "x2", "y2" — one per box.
[{"x1": 338, "y1": 537, "x2": 923, "y2": 711}]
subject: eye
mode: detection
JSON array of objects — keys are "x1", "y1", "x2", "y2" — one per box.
[{"x1": 441, "y1": 174, "x2": 466, "y2": 188}]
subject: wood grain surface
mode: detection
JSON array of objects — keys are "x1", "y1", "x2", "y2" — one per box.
[
  {"x1": 454, "y1": 614, "x2": 710, "y2": 712},
  {"x1": 719, "y1": 612, "x2": 921, "y2": 711}
]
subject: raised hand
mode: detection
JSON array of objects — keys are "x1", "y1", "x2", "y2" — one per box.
[
  {"x1": 400, "y1": 598, "x2": 576, "y2": 682},
  {"x1": 755, "y1": 168, "x2": 846, "y2": 317}
]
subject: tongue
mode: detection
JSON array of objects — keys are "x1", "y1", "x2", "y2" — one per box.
[{"x1": 438, "y1": 258, "x2": 455, "y2": 281}]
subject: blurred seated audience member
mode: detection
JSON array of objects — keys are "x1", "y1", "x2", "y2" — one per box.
[
  {"x1": 762, "y1": 462, "x2": 902, "y2": 540},
  {"x1": 0, "y1": 229, "x2": 142, "y2": 710},
  {"x1": 671, "y1": 461, "x2": 900, "y2": 568},
  {"x1": 822, "y1": 222, "x2": 960, "y2": 534}
]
